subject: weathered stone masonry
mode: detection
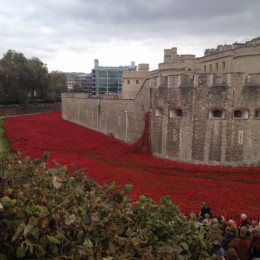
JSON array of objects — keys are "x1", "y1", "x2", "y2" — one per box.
[
  {"x1": 151, "y1": 73, "x2": 260, "y2": 166},
  {"x1": 62, "y1": 81, "x2": 151, "y2": 144},
  {"x1": 62, "y1": 72, "x2": 260, "y2": 167},
  {"x1": 62, "y1": 38, "x2": 260, "y2": 167}
]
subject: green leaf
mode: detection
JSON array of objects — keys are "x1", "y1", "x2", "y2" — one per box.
[
  {"x1": 17, "y1": 246, "x2": 27, "y2": 258},
  {"x1": 83, "y1": 238, "x2": 93, "y2": 248},
  {"x1": 125, "y1": 227, "x2": 134, "y2": 237},
  {"x1": 50, "y1": 245, "x2": 59, "y2": 255},
  {"x1": 43, "y1": 152, "x2": 50, "y2": 162},
  {"x1": 11, "y1": 222, "x2": 25, "y2": 242},
  {"x1": 0, "y1": 196, "x2": 17, "y2": 208},
  {"x1": 64, "y1": 213, "x2": 77, "y2": 225},
  {"x1": 29, "y1": 216, "x2": 39, "y2": 226},
  {"x1": 113, "y1": 193, "x2": 124, "y2": 203},
  {"x1": 24, "y1": 222, "x2": 34, "y2": 235},
  {"x1": 39, "y1": 236, "x2": 48, "y2": 249},
  {"x1": 107, "y1": 181, "x2": 115, "y2": 191},
  {"x1": 6, "y1": 220, "x2": 20, "y2": 229},
  {"x1": 31, "y1": 227, "x2": 40, "y2": 241},
  {"x1": 26, "y1": 204, "x2": 48, "y2": 218},
  {"x1": 46, "y1": 198, "x2": 56, "y2": 209},
  {"x1": 33, "y1": 158, "x2": 41, "y2": 166},
  {"x1": 48, "y1": 168, "x2": 63, "y2": 176},
  {"x1": 84, "y1": 208, "x2": 91, "y2": 225},
  {"x1": 123, "y1": 184, "x2": 133, "y2": 195},
  {"x1": 180, "y1": 242, "x2": 189, "y2": 251},
  {"x1": 189, "y1": 212, "x2": 197, "y2": 220},
  {"x1": 3, "y1": 188, "x2": 13, "y2": 196},
  {"x1": 47, "y1": 235, "x2": 61, "y2": 245},
  {"x1": 199, "y1": 229, "x2": 205, "y2": 240},
  {"x1": 0, "y1": 254, "x2": 8, "y2": 260}
]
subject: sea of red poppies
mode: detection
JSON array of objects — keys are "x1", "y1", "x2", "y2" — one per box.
[{"x1": 3, "y1": 112, "x2": 260, "y2": 217}]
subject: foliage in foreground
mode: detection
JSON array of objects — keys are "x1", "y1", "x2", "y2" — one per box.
[{"x1": 0, "y1": 153, "x2": 220, "y2": 259}]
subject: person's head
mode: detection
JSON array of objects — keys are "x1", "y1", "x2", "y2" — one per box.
[
  {"x1": 251, "y1": 220, "x2": 258, "y2": 228},
  {"x1": 254, "y1": 226, "x2": 260, "y2": 234},
  {"x1": 227, "y1": 219, "x2": 235, "y2": 226},
  {"x1": 226, "y1": 220, "x2": 237, "y2": 232},
  {"x1": 240, "y1": 226, "x2": 248, "y2": 237},
  {"x1": 240, "y1": 213, "x2": 247, "y2": 221},
  {"x1": 217, "y1": 215, "x2": 225, "y2": 223},
  {"x1": 211, "y1": 218, "x2": 218, "y2": 224}
]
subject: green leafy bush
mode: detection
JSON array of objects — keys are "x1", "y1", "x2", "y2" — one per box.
[{"x1": 0, "y1": 153, "x2": 219, "y2": 259}]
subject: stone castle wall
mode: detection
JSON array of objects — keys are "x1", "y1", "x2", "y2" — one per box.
[
  {"x1": 62, "y1": 72, "x2": 260, "y2": 167},
  {"x1": 122, "y1": 64, "x2": 150, "y2": 99},
  {"x1": 198, "y1": 37, "x2": 260, "y2": 74},
  {"x1": 0, "y1": 103, "x2": 60, "y2": 117},
  {"x1": 151, "y1": 73, "x2": 260, "y2": 166},
  {"x1": 62, "y1": 81, "x2": 151, "y2": 144},
  {"x1": 62, "y1": 38, "x2": 260, "y2": 167}
]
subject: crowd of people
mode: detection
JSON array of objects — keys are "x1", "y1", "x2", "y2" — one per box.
[{"x1": 197, "y1": 202, "x2": 260, "y2": 260}]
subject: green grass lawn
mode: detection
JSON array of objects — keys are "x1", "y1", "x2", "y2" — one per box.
[{"x1": 0, "y1": 118, "x2": 11, "y2": 154}]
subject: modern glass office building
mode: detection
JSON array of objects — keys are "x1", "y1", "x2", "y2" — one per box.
[
  {"x1": 64, "y1": 72, "x2": 92, "y2": 93},
  {"x1": 92, "y1": 60, "x2": 136, "y2": 96}
]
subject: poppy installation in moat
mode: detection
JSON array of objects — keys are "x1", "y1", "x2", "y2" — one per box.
[{"x1": 4, "y1": 112, "x2": 260, "y2": 217}]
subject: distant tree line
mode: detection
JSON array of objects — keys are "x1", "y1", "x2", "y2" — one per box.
[{"x1": 0, "y1": 50, "x2": 67, "y2": 105}]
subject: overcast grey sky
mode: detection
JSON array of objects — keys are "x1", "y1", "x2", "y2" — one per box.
[{"x1": 1, "y1": 0, "x2": 259, "y2": 72}]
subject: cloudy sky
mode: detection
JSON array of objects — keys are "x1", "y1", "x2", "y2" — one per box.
[{"x1": 1, "y1": 0, "x2": 259, "y2": 73}]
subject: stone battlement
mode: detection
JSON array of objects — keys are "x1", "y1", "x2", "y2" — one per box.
[{"x1": 204, "y1": 37, "x2": 260, "y2": 56}]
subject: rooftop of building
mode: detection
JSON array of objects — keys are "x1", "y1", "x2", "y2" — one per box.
[
  {"x1": 201, "y1": 36, "x2": 260, "y2": 57},
  {"x1": 93, "y1": 66, "x2": 135, "y2": 71}
]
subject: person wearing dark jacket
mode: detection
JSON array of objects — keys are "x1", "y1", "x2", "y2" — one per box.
[
  {"x1": 222, "y1": 220, "x2": 238, "y2": 250},
  {"x1": 199, "y1": 202, "x2": 213, "y2": 222},
  {"x1": 250, "y1": 233, "x2": 260, "y2": 260}
]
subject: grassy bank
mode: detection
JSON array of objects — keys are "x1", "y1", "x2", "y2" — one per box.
[{"x1": 0, "y1": 118, "x2": 11, "y2": 154}]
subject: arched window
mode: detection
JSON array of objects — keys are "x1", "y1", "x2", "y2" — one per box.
[
  {"x1": 209, "y1": 109, "x2": 225, "y2": 119},
  {"x1": 222, "y1": 61, "x2": 226, "y2": 71},
  {"x1": 233, "y1": 109, "x2": 249, "y2": 119},
  {"x1": 234, "y1": 110, "x2": 242, "y2": 118},
  {"x1": 213, "y1": 110, "x2": 222, "y2": 118},
  {"x1": 255, "y1": 109, "x2": 260, "y2": 118},
  {"x1": 177, "y1": 109, "x2": 182, "y2": 117}
]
